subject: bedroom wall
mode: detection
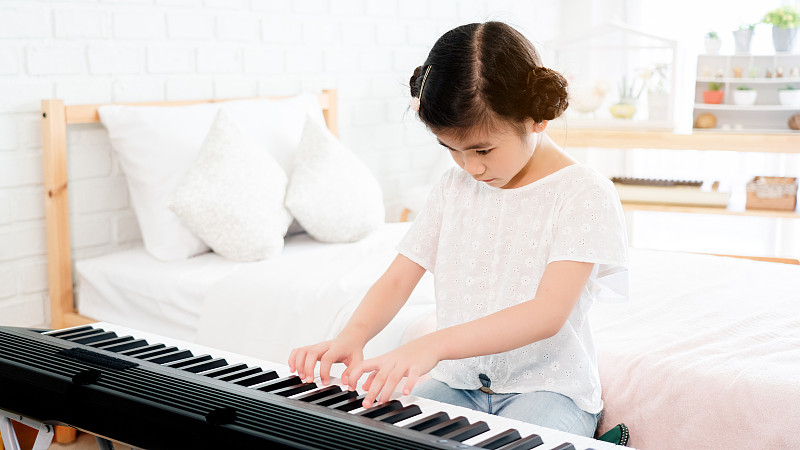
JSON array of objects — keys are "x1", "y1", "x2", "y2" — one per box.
[{"x1": 0, "y1": 0, "x2": 561, "y2": 327}]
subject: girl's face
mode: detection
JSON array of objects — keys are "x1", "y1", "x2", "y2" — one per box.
[{"x1": 435, "y1": 119, "x2": 542, "y2": 189}]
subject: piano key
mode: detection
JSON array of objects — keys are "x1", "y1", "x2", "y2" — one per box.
[
  {"x1": 331, "y1": 394, "x2": 368, "y2": 412},
  {"x1": 233, "y1": 371, "x2": 279, "y2": 387},
  {"x1": 550, "y1": 443, "x2": 576, "y2": 450},
  {"x1": 272, "y1": 383, "x2": 318, "y2": 397},
  {"x1": 48, "y1": 327, "x2": 105, "y2": 340},
  {"x1": 401, "y1": 411, "x2": 451, "y2": 431},
  {"x1": 43, "y1": 325, "x2": 95, "y2": 337},
  {"x1": 180, "y1": 357, "x2": 229, "y2": 374},
  {"x1": 495, "y1": 433, "x2": 544, "y2": 450},
  {"x1": 102, "y1": 339, "x2": 149, "y2": 353},
  {"x1": 119, "y1": 343, "x2": 165, "y2": 356},
  {"x1": 474, "y1": 428, "x2": 524, "y2": 449},
  {"x1": 253, "y1": 375, "x2": 302, "y2": 392},
  {"x1": 425, "y1": 416, "x2": 470, "y2": 437},
  {"x1": 375, "y1": 404, "x2": 423, "y2": 424},
  {"x1": 215, "y1": 366, "x2": 262, "y2": 381},
  {"x1": 291, "y1": 385, "x2": 342, "y2": 403},
  {"x1": 355, "y1": 399, "x2": 403, "y2": 419},
  {"x1": 142, "y1": 349, "x2": 193, "y2": 364},
  {"x1": 310, "y1": 390, "x2": 358, "y2": 407},
  {"x1": 440, "y1": 420, "x2": 491, "y2": 442},
  {"x1": 163, "y1": 354, "x2": 213, "y2": 369},
  {"x1": 130, "y1": 345, "x2": 179, "y2": 360},
  {"x1": 198, "y1": 363, "x2": 247, "y2": 378},
  {"x1": 72, "y1": 331, "x2": 117, "y2": 344},
  {"x1": 87, "y1": 336, "x2": 135, "y2": 349}
]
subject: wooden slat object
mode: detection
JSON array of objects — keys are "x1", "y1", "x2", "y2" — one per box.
[
  {"x1": 42, "y1": 90, "x2": 338, "y2": 329},
  {"x1": 707, "y1": 253, "x2": 800, "y2": 265}
]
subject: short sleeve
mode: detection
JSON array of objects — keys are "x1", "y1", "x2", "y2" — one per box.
[
  {"x1": 549, "y1": 174, "x2": 630, "y2": 302},
  {"x1": 396, "y1": 170, "x2": 450, "y2": 273}
]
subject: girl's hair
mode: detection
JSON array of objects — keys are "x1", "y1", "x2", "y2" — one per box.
[{"x1": 409, "y1": 22, "x2": 568, "y2": 138}]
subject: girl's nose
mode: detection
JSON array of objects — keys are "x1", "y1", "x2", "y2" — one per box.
[{"x1": 463, "y1": 154, "x2": 484, "y2": 177}]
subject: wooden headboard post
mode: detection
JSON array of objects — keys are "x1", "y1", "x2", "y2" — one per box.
[{"x1": 41, "y1": 90, "x2": 338, "y2": 329}]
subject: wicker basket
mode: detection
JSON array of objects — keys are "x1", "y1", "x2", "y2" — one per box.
[{"x1": 745, "y1": 176, "x2": 798, "y2": 211}]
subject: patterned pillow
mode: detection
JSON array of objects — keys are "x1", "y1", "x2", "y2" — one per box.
[
  {"x1": 169, "y1": 109, "x2": 292, "y2": 261},
  {"x1": 285, "y1": 117, "x2": 385, "y2": 243}
]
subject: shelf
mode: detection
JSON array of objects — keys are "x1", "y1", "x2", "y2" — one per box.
[
  {"x1": 550, "y1": 127, "x2": 800, "y2": 152},
  {"x1": 622, "y1": 202, "x2": 800, "y2": 218},
  {"x1": 694, "y1": 103, "x2": 800, "y2": 111},
  {"x1": 697, "y1": 77, "x2": 800, "y2": 84}
]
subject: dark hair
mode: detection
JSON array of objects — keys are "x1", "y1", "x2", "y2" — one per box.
[{"x1": 409, "y1": 22, "x2": 568, "y2": 138}]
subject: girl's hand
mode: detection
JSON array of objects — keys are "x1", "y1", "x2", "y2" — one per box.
[
  {"x1": 342, "y1": 338, "x2": 440, "y2": 409},
  {"x1": 288, "y1": 334, "x2": 365, "y2": 386}
]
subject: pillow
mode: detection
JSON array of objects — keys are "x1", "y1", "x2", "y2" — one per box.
[
  {"x1": 168, "y1": 109, "x2": 292, "y2": 262},
  {"x1": 98, "y1": 93, "x2": 324, "y2": 261},
  {"x1": 285, "y1": 116, "x2": 385, "y2": 243}
]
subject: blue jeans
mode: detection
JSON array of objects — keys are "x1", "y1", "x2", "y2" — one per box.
[{"x1": 412, "y1": 379, "x2": 600, "y2": 438}]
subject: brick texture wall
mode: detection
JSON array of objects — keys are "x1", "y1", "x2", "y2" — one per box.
[{"x1": 0, "y1": 0, "x2": 559, "y2": 327}]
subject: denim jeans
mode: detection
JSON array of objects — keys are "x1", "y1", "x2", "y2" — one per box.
[{"x1": 412, "y1": 378, "x2": 600, "y2": 438}]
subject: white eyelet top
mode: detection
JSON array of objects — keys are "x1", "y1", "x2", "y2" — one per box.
[{"x1": 397, "y1": 164, "x2": 629, "y2": 414}]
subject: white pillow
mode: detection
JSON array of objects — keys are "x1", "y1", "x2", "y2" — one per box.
[
  {"x1": 168, "y1": 109, "x2": 292, "y2": 262},
  {"x1": 285, "y1": 116, "x2": 385, "y2": 243},
  {"x1": 98, "y1": 93, "x2": 324, "y2": 261}
]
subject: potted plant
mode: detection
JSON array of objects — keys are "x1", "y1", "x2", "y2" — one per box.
[
  {"x1": 733, "y1": 24, "x2": 755, "y2": 53},
  {"x1": 778, "y1": 85, "x2": 800, "y2": 107},
  {"x1": 609, "y1": 76, "x2": 644, "y2": 119},
  {"x1": 703, "y1": 82, "x2": 724, "y2": 104},
  {"x1": 704, "y1": 31, "x2": 722, "y2": 54},
  {"x1": 732, "y1": 86, "x2": 757, "y2": 105},
  {"x1": 763, "y1": 5, "x2": 800, "y2": 52}
]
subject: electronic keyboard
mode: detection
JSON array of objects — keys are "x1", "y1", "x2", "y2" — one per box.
[{"x1": 0, "y1": 323, "x2": 628, "y2": 449}]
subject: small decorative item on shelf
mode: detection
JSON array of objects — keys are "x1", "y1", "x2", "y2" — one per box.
[
  {"x1": 702, "y1": 82, "x2": 724, "y2": 104},
  {"x1": 776, "y1": 67, "x2": 784, "y2": 78},
  {"x1": 745, "y1": 176, "x2": 798, "y2": 211},
  {"x1": 694, "y1": 112, "x2": 717, "y2": 129},
  {"x1": 733, "y1": 24, "x2": 755, "y2": 53},
  {"x1": 763, "y1": 5, "x2": 800, "y2": 52},
  {"x1": 749, "y1": 66, "x2": 761, "y2": 78},
  {"x1": 732, "y1": 86, "x2": 757, "y2": 105},
  {"x1": 791, "y1": 67, "x2": 800, "y2": 78},
  {"x1": 732, "y1": 66, "x2": 744, "y2": 78},
  {"x1": 609, "y1": 76, "x2": 643, "y2": 119},
  {"x1": 704, "y1": 31, "x2": 722, "y2": 54},
  {"x1": 789, "y1": 114, "x2": 800, "y2": 130},
  {"x1": 778, "y1": 86, "x2": 800, "y2": 107},
  {"x1": 766, "y1": 68, "x2": 774, "y2": 78}
]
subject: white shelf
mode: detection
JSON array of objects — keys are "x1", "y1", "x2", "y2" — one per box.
[
  {"x1": 697, "y1": 77, "x2": 800, "y2": 84},
  {"x1": 694, "y1": 103, "x2": 800, "y2": 111}
]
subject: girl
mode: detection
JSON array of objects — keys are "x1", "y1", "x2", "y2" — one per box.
[{"x1": 289, "y1": 21, "x2": 628, "y2": 438}]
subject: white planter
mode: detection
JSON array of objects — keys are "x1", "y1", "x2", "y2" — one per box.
[
  {"x1": 704, "y1": 37, "x2": 722, "y2": 55},
  {"x1": 778, "y1": 89, "x2": 800, "y2": 107},
  {"x1": 732, "y1": 90, "x2": 757, "y2": 106}
]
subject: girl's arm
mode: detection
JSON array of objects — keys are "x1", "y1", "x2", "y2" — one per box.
[
  {"x1": 288, "y1": 254, "x2": 426, "y2": 385},
  {"x1": 345, "y1": 259, "x2": 594, "y2": 408}
]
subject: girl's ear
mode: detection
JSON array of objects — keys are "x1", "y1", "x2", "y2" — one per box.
[{"x1": 532, "y1": 120, "x2": 548, "y2": 133}]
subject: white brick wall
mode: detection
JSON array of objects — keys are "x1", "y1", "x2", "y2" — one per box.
[{"x1": 0, "y1": 0, "x2": 559, "y2": 327}]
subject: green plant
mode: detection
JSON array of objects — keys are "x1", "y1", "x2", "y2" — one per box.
[
  {"x1": 737, "y1": 23, "x2": 756, "y2": 31},
  {"x1": 617, "y1": 76, "x2": 645, "y2": 101},
  {"x1": 708, "y1": 82, "x2": 723, "y2": 91},
  {"x1": 781, "y1": 85, "x2": 799, "y2": 90},
  {"x1": 705, "y1": 31, "x2": 719, "y2": 39},
  {"x1": 737, "y1": 85, "x2": 754, "y2": 90},
  {"x1": 763, "y1": 5, "x2": 800, "y2": 29}
]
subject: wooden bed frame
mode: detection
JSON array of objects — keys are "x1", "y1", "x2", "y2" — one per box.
[{"x1": 41, "y1": 90, "x2": 338, "y2": 329}]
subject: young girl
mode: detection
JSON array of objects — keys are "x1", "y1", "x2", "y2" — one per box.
[{"x1": 289, "y1": 21, "x2": 628, "y2": 438}]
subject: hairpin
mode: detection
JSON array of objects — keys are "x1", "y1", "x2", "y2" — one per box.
[{"x1": 410, "y1": 65, "x2": 432, "y2": 112}]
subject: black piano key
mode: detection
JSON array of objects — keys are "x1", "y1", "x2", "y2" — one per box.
[
  {"x1": 474, "y1": 429, "x2": 523, "y2": 449},
  {"x1": 273, "y1": 383, "x2": 318, "y2": 397},
  {"x1": 164, "y1": 355, "x2": 213, "y2": 369},
  {"x1": 331, "y1": 394, "x2": 368, "y2": 412},
  {"x1": 292, "y1": 385, "x2": 342, "y2": 403},
  {"x1": 550, "y1": 444, "x2": 575, "y2": 450},
  {"x1": 102, "y1": 339, "x2": 149, "y2": 353},
  {"x1": 375, "y1": 404, "x2": 422, "y2": 424},
  {"x1": 216, "y1": 367, "x2": 261, "y2": 382},
  {"x1": 143, "y1": 349, "x2": 193, "y2": 364},
  {"x1": 87, "y1": 336, "x2": 135, "y2": 349},
  {"x1": 198, "y1": 363, "x2": 247, "y2": 378},
  {"x1": 440, "y1": 420, "x2": 490, "y2": 442},
  {"x1": 310, "y1": 390, "x2": 357, "y2": 407},
  {"x1": 234, "y1": 371, "x2": 279, "y2": 387},
  {"x1": 130, "y1": 346, "x2": 179, "y2": 360},
  {"x1": 355, "y1": 400, "x2": 403, "y2": 418},
  {"x1": 119, "y1": 343, "x2": 165, "y2": 356},
  {"x1": 44, "y1": 326, "x2": 97, "y2": 338},
  {"x1": 181, "y1": 357, "x2": 228, "y2": 374},
  {"x1": 496, "y1": 434, "x2": 544, "y2": 450},
  {"x1": 425, "y1": 416, "x2": 470, "y2": 437},
  {"x1": 254, "y1": 375, "x2": 302, "y2": 392},
  {"x1": 401, "y1": 411, "x2": 450, "y2": 432},
  {"x1": 72, "y1": 331, "x2": 117, "y2": 345}
]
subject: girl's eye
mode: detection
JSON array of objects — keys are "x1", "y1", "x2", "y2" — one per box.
[{"x1": 476, "y1": 149, "x2": 492, "y2": 155}]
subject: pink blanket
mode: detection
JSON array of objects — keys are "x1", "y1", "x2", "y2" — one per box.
[{"x1": 592, "y1": 249, "x2": 800, "y2": 449}]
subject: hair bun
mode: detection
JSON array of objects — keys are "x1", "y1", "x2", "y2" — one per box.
[
  {"x1": 410, "y1": 65, "x2": 423, "y2": 97},
  {"x1": 525, "y1": 66, "x2": 569, "y2": 122}
]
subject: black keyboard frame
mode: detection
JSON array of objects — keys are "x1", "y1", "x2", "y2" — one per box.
[{"x1": 0, "y1": 326, "x2": 470, "y2": 450}]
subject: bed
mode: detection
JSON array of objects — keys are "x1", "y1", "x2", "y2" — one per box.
[{"x1": 41, "y1": 92, "x2": 800, "y2": 449}]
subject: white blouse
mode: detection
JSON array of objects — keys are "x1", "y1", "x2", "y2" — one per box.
[{"x1": 397, "y1": 164, "x2": 629, "y2": 414}]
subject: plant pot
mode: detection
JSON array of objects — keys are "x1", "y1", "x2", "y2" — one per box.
[
  {"x1": 703, "y1": 90, "x2": 724, "y2": 104},
  {"x1": 704, "y1": 37, "x2": 722, "y2": 55},
  {"x1": 732, "y1": 90, "x2": 757, "y2": 105},
  {"x1": 779, "y1": 89, "x2": 800, "y2": 107},
  {"x1": 609, "y1": 102, "x2": 636, "y2": 119},
  {"x1": 733, "y1": 29, "x2": 753, "y2": 53},
  {"x1": 772, "y1": 27, "x2": 798, "y2": 52}
]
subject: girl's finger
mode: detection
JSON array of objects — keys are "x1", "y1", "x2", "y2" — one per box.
[
  {"x1": 287, "y1": 348, "x2": 298, "y2": 372},
  {"x1": 303, "y1": 348, "x2": 322, "y2": 383},
  {"x1": 403, "y1": 369, "x2": 420, "y2": 396},
  {"x1": 380, "y1": 369, "x2": 405, "y2": 404},
  {"x1": 319, "y1": 354, "x2": 335, "y2": 386},
  {"x1": 361, "y1": 370, "x2": 378, "y2": 391},
  {"x1": 363, "y1": 367, "x2": 391, "y2": 409}
]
